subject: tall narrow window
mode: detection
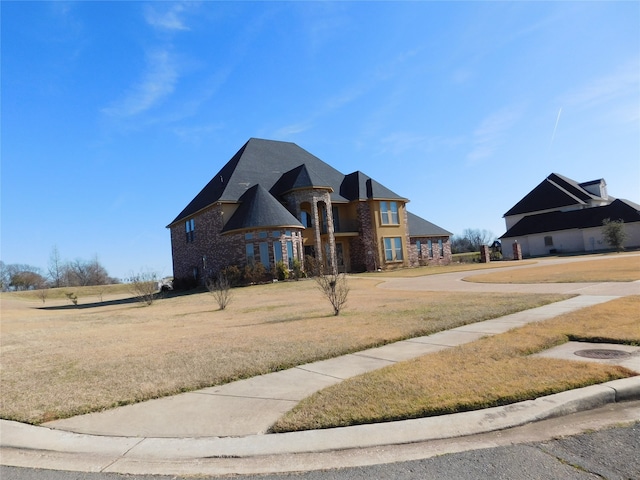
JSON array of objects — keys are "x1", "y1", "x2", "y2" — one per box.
[
  {"x1": 438, "y1": 239, "x2": 444, "y2": 257},
  {"x1": 380, "y1": 201, "x2": 389, "y2": 225},
  {"x1": 390, "y1": 202, "x2": 399, "y2": 224},
  {"x1": 259, "y1": 242, "x2": 270, "y2": 268},
  {"x1": 286, "y1": 241, "x2": 294, "y2": 268},
  {"x1": 332, "y1": 206, "x2": 340, "y2": 232},
  {"x1": 416, "y1": 240, "x2": 422, "y2": 257},
  {"x1": 428, "y1": 239, "x2": 433, "y2": 258},
  {"x1": 246, "y1": 244, "x2": 255, "y2": 265},
  {"x1": 274, "y1": 241, "x2": 283, "y2": 263},
  {"x1": 185, "y1": 219, "x2": 195, "y2": 243}
]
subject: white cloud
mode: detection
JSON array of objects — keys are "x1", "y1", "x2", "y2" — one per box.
[
  {"x1": 102, "y1": 50, "x2": 178, "y2": 117},
  {"x1": 144, "y1": 3, "x2": 190, "y2": 31},
  {"x1": 562, "y1": 60, "x2": 639, "y2": 118},
  {"x1": 467, "y1": 105, "x2": 523, "y2": 164}
]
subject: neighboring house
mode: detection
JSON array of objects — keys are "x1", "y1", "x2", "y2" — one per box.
[
  {"x1": 167, "y1": 138, "x2": 452, "y2": 283},
  {"x1": 500, "y1": 173, "x2": 640, "y2": 258}
]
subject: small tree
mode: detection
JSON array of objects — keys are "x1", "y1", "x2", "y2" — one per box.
[
  {"x1": 65, "y1": 292, "x2": 78, "y2": 306},
  {"x1": 315, "y1": 272, "x2": 349, "y2": 316},
  {"x1": 128, "y1": 270, "x2": 158, "y2": 306},
  {"x1": 206, "y1": 274, "x2": 233, "y2": 310},
  {"x1": 602, "y1": 218, "x2": 628, "y2": 253}
]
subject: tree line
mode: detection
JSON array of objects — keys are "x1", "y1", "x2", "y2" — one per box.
[
  {"x1": 450, "y1": 228, "x2": 497, "y2": 254},
  {"x1": 0, "y1": 246, "x2": 118, "y2": 291}
]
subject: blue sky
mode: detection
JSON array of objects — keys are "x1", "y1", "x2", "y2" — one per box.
[{"x1": 2, "y1": 1, "x2": 639, "y2": 280}]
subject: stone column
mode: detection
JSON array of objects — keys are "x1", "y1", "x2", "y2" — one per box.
[
  {"x1": 512, "y1": 242, "x2": 522, "y2": 261},
  {"x1": 480, "y1": 245, "x2": 491, "y2": 263}
]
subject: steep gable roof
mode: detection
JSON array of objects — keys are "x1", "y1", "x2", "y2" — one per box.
[
  {"x1": 270, "y1": 164, "x2": 333, "y2": 197},
  {"x1": 169, "y1": 138, "x2": 407, "y2": 226},
  {"x1": 501, "y1": 198, "x2": 640, "y2": 238},
  {"x1": 340, "y1": 171, "x2": 407, "y2": 201},
  {"x1": 221, "y1": 184, "x2": 303, "y2": 234},
  {"x1": 503, "y1": 173, "x2": 603, "y2": 217},
  {"x1": 407, "y1": 211, "x2": 452, "y2": 237}
]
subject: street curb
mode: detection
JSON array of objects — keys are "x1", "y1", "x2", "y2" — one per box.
[{"x1": 1, "y1": 376, "x2": 638, "y2": 475}]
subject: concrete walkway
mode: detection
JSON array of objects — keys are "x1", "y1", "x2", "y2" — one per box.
[
  {"x1": 2, "y1": 255, "x2": 639, "y2": 475},
  {"x1": 40, "y1": 295, "x2": 635, "y2": 438}
]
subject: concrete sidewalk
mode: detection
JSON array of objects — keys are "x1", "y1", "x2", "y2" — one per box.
[
  {"x1": 2, "y1": 260, "x2": 639, "y2": 476},
  {"x1": 39, "y1": 295, "x2": 632, "y2": 438}
]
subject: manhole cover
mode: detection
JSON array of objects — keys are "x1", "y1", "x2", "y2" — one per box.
[{"x1": 574, "y1": 349, "x2": 631, "y2": 359}]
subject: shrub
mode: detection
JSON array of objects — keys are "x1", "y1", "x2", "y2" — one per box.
[
  {"x1": 292, "y1": 258, "x2": 304, "y2": 280},
  {"x1": 127, "y1": 271, "x2": 158, "y2": 306},
  {"x1": 172, "y1": 275, "x2": 199, "y2": 291},
  {"x1": 65, "y1": 292, "x2": 78, "y2": 306},
  {"x1": 243, "y1": 262, "x2": 268, "y2": 284},
  {"x1": 221, "y1": 265, "x2": 243, "y2": 287},
  {"x1": 206, "y1": 274, "x2": 233, "y2": 310},
  {"x1": 315, "y1": 273, "x2": 349, "y2": 316},
  {"x1": 274, "y1": 261, "x2": 289, "y2": 281}
]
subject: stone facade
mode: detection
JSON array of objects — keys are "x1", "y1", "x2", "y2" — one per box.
[
  {"x1": 170, "y1": 204, "x2": 303, "y2": 283},
  {"x1": 408, "y1": 237, "x2": 452, "y2": 266}
]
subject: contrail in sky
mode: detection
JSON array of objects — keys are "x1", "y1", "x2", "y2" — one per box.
[{"x1": 551, "y1": 107, "x2": 562, "y2": 145}]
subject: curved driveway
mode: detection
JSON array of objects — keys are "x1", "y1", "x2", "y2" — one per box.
[{"x1": 377, "y1": 255, "x2": 640, "y2": 297}]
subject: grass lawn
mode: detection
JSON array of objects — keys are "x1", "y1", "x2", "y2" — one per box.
[
  {"x1": 0, "y1": 279, "x2": 567, "y2": 425},
  {"x1": 270, "y1": 296, "x2": 639, "y2": 433},
  {"x1": 465, "y1": 253, "x2": 640, "y2": 283}
]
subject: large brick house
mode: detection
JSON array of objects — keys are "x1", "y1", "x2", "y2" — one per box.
[
  {"x1": 167, "y1": 138, "x2": 451, "y2": 282},
  {"x1": 500, "y1": 173, "x2": 640, "y2": 258}
]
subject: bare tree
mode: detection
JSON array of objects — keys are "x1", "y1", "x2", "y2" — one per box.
[
  {"x1": 206, "y1": 274, "x2": 233, "y2": 310},
  {"x1": 461, "y1": 228, "x2": 495, "y2": 252},
  {"x1": 128, "y1": 270, "x2": 159, "y2": 306},
  {"x1": 315, "y1": 272, "x2": 349, "y2": 316},
  {"x1": 48, "y1": 246, "x2": 64, "y2": 288},
  {"x1": 0, "y1": 261, "x2": 8, "y2": 291}
]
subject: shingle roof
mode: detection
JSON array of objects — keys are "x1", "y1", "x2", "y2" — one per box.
[
  {"x1": 169, "y1": 138, "x2": 407, "y2": 226},
  {"x1": 500, "y1": 199, "x2": 640, "y2": 238},
  {"x1": 407, "y1": 211, "x2": 452, "y2": 237},
  {"x1": 221, "y1": 184, "x2": 303, "y2": 234},
  {"x1": 503, "y1": 173, "x2": 603, "y2": 217}
]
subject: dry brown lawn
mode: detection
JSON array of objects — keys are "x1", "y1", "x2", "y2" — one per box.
[
  {"x1": 0, "y1": 279, "x2": 568, "y2": 425},
  {"x1": 271, "y1": 296, "x2": 640, "y2": 433},
  {"x1": 466, "y1": 254, "x2": 640, "y2": 283}
]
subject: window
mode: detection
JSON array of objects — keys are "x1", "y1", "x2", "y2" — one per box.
[
  {"x1": 259, "y1": 242, "x2": 270, "y2": 268},
  {"x1": 544, "y1": 236, "x2": 554, "y2": 246},
  {"x1": 286, "y1": 241, "x2": 294, "y2": 268},
  {"x1": 245, "y1": 232, "x2": 253, "y2": 240},
  {"x1": 185, "y1": 219, "x2": 195, "y2": 243},
  {"x1": 332, "y1": 206, "x2": 340, "y2": 232},
  {"x1": 300, "y1": 211, "x2": 312, "y2": 228},
  {"x1": 246, "y1": 244, "x2": 255, "y2": 265},
  {"x1": 272, "y1": 231, "x2": 281, "y2": 238},
  {"x1": 416, "y1": 240, "x2": 422, "y2": 257},
  {"x1": 428, "y1": 239, "x2": 433, "y2": 258},
  {"x1": 384, "y1": 237, "x2": 403, "y2": 262},
  {"x1": 259, "y1": 231, "x2": 268, "y2": 239},
  {"x1": 380, "y1": 201, "x2": 399, "y2": 225},
  {"x1": 274, "y1": 241, "x2": 283, "y2": 263},
  {"x1": 438, "y1": 239, "x2": 444, "y2": 258}
]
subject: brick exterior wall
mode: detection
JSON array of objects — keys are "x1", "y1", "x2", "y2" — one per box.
[
  {"x1": 408, "y1": 236, "x2": 452, "y2": 266},
  {"x1": 170, "y1": 204, "x2": 245, "y2": 283},
  {"x1": 170, "y1": 195, "x2": 451, "y2": 278},
  {"x1": 350, "y1": 202, "x2": 377, "y2": 272},
  {"x1": 170, "y1": 204, "x2": 305, "y2": 284}
]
